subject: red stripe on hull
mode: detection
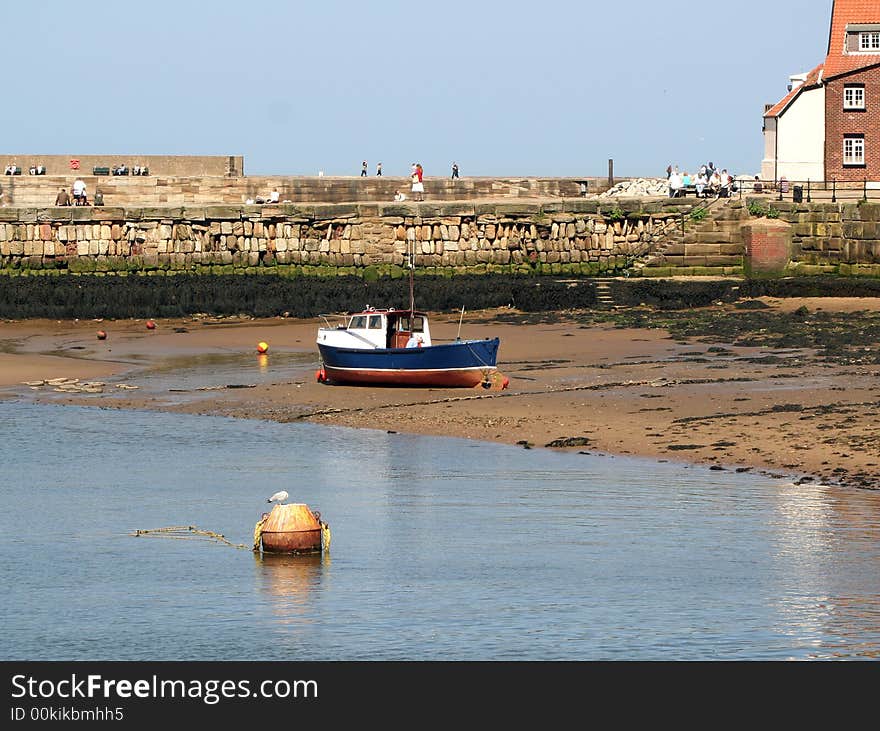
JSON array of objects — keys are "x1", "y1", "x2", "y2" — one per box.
[{"x1": 323, "y1": 366, "x2": 494, "y2": 387}]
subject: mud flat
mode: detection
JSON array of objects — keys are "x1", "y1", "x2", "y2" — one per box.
[{"x1": 1, "y1": 295, "x2": 879, "y2": 491}]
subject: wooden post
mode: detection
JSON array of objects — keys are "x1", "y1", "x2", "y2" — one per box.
[{"x1": 608, "y1": 159, "x2": 614, "y2": 188}]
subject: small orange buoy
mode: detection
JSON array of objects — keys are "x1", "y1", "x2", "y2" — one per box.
[
  {"x1": 257, "y1": 341, "x2": 269, "y2": 354},
  {"x1": 145, "y1": 320, "x2": 156, "y2": 330},
  {"x1": 96, "y1": 330, "x2": 107, "y2": 340},
  {"x1": 315, "y1": 368, "x2": 327, "y2": 383}
]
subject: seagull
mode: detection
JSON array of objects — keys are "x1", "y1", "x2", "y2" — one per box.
[{"x1": 267, "y1": 490, "x2": 289, "y2": 505}]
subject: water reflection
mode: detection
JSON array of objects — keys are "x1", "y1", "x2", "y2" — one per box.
[
  {"x1": 253, "y1": 552, "x2": 329, "y2": 625},
  {"x1": 129, "y1": 351, "x2": 314, "y2": 394},
  {"x1": 770, "y1": 482, "x2": 880, "y2": 658}
]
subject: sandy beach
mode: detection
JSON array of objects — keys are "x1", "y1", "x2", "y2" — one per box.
[{"x1": 1, "y1": 295, "x2": 878, "y2": 491}]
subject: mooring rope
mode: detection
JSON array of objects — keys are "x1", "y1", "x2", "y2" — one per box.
[{"x1": 131, "y1": 525, "x2": 249, "y2": 550}]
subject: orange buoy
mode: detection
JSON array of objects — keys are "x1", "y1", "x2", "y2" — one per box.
[
  {"x1": 258, "y1": 503, "x2": 326, "y2": 554},
  {"x1": 257, "y1": 341, "x2": 269, "y2": 354},
  {"x1": 96, "y1": 330, "x2": 107, "y2": 340},
  {"x1": 145, "y1": 320, "x2": 156, "y2": 330},
  {"x1": 315, "y1": 368, "x2": 327, "y2": 383}
]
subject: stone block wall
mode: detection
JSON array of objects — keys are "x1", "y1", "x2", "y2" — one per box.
[
  {"x1": 748, "y1": 199, "x2": 880, "y2": 276},
  {"x1": 0, "y1": 154, "x2": 243, "y2": 178},
  {"x1": 0, "y1": 175, "x2": 609, "y2": 209},
  {"x1": 0, "y1": 200, "x2": 687, "y2": 277}
]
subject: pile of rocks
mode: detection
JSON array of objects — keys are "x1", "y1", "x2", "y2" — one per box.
[{"x1": 599, "y1": 178, "x2": 669, "y2": 198}]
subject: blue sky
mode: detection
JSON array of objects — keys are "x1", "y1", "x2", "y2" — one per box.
[{"x1": 5, "y1": 0, "x2": 831, "y2": 178}]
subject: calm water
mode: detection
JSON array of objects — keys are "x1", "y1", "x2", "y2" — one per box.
[{"x1": 2, "y1": 401, "x2": 880, "y2": 661}]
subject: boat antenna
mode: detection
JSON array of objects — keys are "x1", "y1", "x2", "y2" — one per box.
[{"x1": 456, "y1": 305, "x2": 465, "y2": 341}]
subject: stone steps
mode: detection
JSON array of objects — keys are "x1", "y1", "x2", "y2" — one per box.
[
  {"x1": 594, "y1": 279, "x2": 615, "y2": 308},
  {"x1": 632, "y1": 198, "x2": 747, "y2": 271}
]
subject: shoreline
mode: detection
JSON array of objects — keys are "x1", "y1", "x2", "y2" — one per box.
[{"x1": 1, "y1": 298, "x2": 879, "y2": 492}]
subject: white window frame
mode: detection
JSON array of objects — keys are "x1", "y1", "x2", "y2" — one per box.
[
  {"x1": 859, "y1": 31, "x2": 880, "y2": 51},
  {"x1": 844, "y1": 85, "x2": 866, "y2": 110},
  {"x1": 843, "y1": 136, "x2": 865, "y2": 166}
]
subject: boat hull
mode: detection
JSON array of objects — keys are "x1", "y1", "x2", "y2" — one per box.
[{"x1": 318, "y1": 338, "x2": 499, "y2": 387}]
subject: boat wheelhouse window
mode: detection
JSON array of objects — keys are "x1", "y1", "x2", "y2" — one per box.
[
  {"x1": 349, "y1": 315, "x2": 368, "y2": 329},
  {"x1": 397, "y1": 316, "x2": 423, "y2": 332},
  {"x1": 368, "y1": 315, "x2": 383, "y2": 329}
]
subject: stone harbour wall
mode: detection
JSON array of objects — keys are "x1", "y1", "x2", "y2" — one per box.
[
  {"x1": 5, "y1": 199, "x2": 880, "y2": 279},
  {"x1": 748, "y1": 199, "x2": 880, "y2": 276},
  {"x1": 0, "y1": 154, "x2": 243, "y2": 178},
  {"x1": 0, "y1": 175, "x2": 607, "y2": 208},
  {"x1": 0, "y1": 200, "x2": 693, "y2": 277}
]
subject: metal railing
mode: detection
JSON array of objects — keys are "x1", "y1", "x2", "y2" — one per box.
[{"x1": 737, "y1": 177, "x2": 880, "y2": 203}]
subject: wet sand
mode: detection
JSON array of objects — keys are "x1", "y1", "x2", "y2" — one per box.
[{"x1": 2, "y1": 298, "x2": 879, "y2": 491}]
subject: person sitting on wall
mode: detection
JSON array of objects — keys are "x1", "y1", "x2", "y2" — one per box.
[
  {"x1": 268, "y1": 189, "x2": 280, "y2": 203},
  {"x1": 719, "y1": 169, "x2": 733, "y2": 198},
  {"x1": 55, "y1": 188, "x2": 71, "y2": 206},
  {"x1": 708, "y1": 170, "x2": 722, "y2": 197},
  {"x1": 93, "y1": 190, "x2": 104, "y2": 206},
  {"x1": 668, "y1": 169, "x2": 683, "y2": 198},
  {"x1": 695, "y1": 171, "x2": 708, "y2": 198},
  {"x1": 72, "y1": 178, "x2": 87, "y2": 205},
  {"x1": 393, "y1": 190, "x2": 407, "y2": 202}
]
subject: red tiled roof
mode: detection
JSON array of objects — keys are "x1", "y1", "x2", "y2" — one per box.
[
  {"x1": 764, "y1": 64, "x2": 824, "y2": 118},
  {"x1": 825, "y1": 0, "x2": 880, "y2": 78}
]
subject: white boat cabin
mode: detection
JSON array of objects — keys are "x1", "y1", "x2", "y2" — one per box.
[{"x1": 318, "y1": 308, "x2": 433, "y2": 350}]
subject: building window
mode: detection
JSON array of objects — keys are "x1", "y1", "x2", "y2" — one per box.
[
  {"x1": 843, "y1": 136, "x2": 865, "y2": 166},
  {"x1": 860, "y1": 31, "x2": 880, "y2": 51},
  {"x1": 844, "y1": 85, "x2": 866, "y2": 110}
]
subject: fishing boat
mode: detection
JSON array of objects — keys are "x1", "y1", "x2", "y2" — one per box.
[{"x1": 315, "y1": 244, "x2": 505, "y2": 389}]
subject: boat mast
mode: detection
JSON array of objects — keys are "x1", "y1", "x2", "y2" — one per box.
[{"x1": 408, "y1": 237, "x2": 415, "y2": 313}]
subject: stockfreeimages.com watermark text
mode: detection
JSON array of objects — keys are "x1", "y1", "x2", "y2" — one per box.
[{"x1": 10, "y1": 673, "x2": 318, "y2": 709}]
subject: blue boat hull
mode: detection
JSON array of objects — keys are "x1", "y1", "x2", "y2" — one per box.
[{"x1": 318, "y1": 338, "x2": 500, "y2": 387}]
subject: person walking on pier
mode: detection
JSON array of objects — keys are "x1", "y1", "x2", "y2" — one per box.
[
  {"x1": 451, "y1": 162, "x2": 459, "y2": 180},
  {"x1": 376, "y1": 162, "x2": 382, "y2": 176},
  {"x1": 411, "y1": 163, "x2": 424, "y2": 201},
  {"x1": 361, "y1": 160, "x2": 368, "y2": 177}
]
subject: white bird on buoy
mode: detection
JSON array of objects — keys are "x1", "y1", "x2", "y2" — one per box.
[{"x1": 267, "y1": 490, "x2": 289, "y2": 505}]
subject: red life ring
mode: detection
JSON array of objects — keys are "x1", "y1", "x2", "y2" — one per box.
[{"x1": 69, "y1": 159, "x2": 80, "y2": 170}]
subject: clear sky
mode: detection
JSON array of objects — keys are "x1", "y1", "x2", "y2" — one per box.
[{"x1": 5, "y1": 0, "x2": 832, "y2": 178}]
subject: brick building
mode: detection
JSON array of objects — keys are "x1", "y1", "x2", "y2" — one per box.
[{"x1": 762, "y1": 0, "x2": 880, "y2": 183}]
